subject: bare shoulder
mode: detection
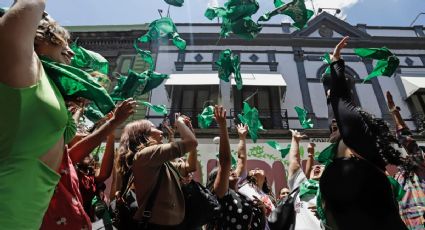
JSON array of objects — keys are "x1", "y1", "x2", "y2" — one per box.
[{"x1": 0, "y1": 52, "x2": 40, "y2": 88}]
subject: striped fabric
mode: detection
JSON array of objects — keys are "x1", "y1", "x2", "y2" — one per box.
[{"x1": 394, "y1": 128, "x2": 425, "y2": 230}]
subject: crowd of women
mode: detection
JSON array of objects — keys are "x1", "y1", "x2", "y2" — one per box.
[{"x1": 0, "y1": 1, "x2": 424, "y2": 230}]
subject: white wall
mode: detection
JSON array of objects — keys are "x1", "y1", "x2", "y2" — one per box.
[
  {"x1": 366, "y1": 29, "x2": 418, "y2": 37},
  {"x1": 356, "y1": 84, "x2": 382, "y2": 117},
  {"x1": 309, "y1": 83, "x2": 328, "y2": 118}
]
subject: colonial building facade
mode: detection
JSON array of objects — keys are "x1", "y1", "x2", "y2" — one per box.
[{"x1": 68, "y1": 12, "x2": 425, "y2": 193}]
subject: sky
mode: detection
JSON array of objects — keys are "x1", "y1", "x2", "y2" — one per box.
[{"x1": 1, "y1": 0, "x2": 425, "y2": 27}]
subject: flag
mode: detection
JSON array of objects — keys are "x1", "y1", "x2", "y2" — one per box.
[
  {"x1": 198, "y1": 106, "x2": 215, "y2": 129},
  {"x1": 294, "y1": 106, "x2": 314, "y2": 129},
  {"x1": 354, "y1": 47, "x2": 400, "y2": 82},
  {"x1": 216, "y1": 49, "x2": 243, "y2": 89},
  {"x1": 266, "y1": 140, "x2": 292, "y2": 158},
  {"x1": 138, "y1": 17, "x2": 186, "y2": 50},
  {"x1": 238, "y1": 102, "x2": 265, "y2": 143},
  {"x1": 142, "y1": 102, "x2": 168, "y2": 115},
  {"x1": 70, "y1": 42, "x2": 109, "y2": 74}
]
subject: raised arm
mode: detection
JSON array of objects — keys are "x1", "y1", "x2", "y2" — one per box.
[
  {"x1": 176, "y1": 116, "x2": 198, "y2": 176},
  {"x1": 234, "y1": 124, "x2": 248, "y2": 177},
  {"x1": 329, "y1": 37, "x2": 377, "y2": 158},
  {"x1": 386, "y1": 91, "x2": 407, "y2": 131},
  {"x1": 95, "y1": 133, "x2": 116, "y2": 183},
  {"x1": 288, "y1": 129, "x2": 306, "y2": 179},
  {"x1": 0, "y1": 0, "x2": 45, "y2": 87},
  {"x1": 213, "y1": 106, "x2": 231, "y2": 198},
  {"x1": 305, "y1": 143, "x2": 316, "y2": 179},
  {"x1": 69, "y1": 99, "x2": 136, "y2": 163}
]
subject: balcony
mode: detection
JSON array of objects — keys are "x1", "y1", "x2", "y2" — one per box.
[
  {"x1": 412, "y1": 113, "x2": 425, "y2": 133},
  {"x1": 144, "y1": 108, "x2": 289, "y2": 130}
]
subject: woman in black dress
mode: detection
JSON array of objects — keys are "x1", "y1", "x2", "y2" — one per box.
[
  {"x1": 206, "y1": 106, "x2": 266, "y2": 230},
  {"x1": 319, "y1": 36, "x2": 408, "y2": 230}
]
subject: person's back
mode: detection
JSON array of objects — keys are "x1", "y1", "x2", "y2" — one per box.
[{"x1": 321, "y1": 157, "x2": 407, "y2": 230}]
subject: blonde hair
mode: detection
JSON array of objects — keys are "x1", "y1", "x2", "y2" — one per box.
[{"x1": 35, "y1": 14, "x2": 70, "y2": 47}]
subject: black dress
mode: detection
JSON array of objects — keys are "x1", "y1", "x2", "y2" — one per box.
[
  {"x1": 319, "y1": 59, "x2": 407, "y2": 230},
  {"x1": 214, "y1": 189, "x2": 265, "y2": 230}
]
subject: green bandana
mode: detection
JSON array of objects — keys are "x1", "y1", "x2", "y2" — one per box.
[
  {"x1": 387, "y1": 176, "x2": 406, "y2": 202},
  {"x1": 299, "y1": 179, "x2": 319, "y2": 199},
  {"x1": 110, "y1": 69, "x2": 169, "y2": 101},
  {"x1": 133, "y1": 40, "x2": 154, "y2": 70},
  {"x1": 70, "y1": 43, "x2": 109, "y2": 74},
  {"x1": 204, "y1": 0, "x2": 262, "y2": 40},
  {"x1": 238, "y1": 102, "x2": 265, "y2": 143},
  {"x1": 216, "y1": 49, "x2": 243, "y2": 90},
  {"x1": 258, "y1": 0, "x2": 313, "y2": 30},
  {"x1": 294, "y1": 106, "x2": 314, "y2": 129},
  {"x1": 316, "y1": 143, "x2": 337, "y2": 166},
  {"x1": 138, "y1": 17, "x2": 186, "y2": 50},
  {"x1": 266, "y1": 141, "x2": 291, "y2": 158},
  {"x1": 41, "y1": 57, "x2": 115, "y2": 114},
  {"x1": 164, "y1": 0, "x2": 184, "y2": 7},
  {"x1": 322, "y1": 52, "x2": 332, "y2": 75},
  {"x1": 354, "y1": 47, "x2": 400, "y2": 82},
  {"x1": 142, "y1": 101, "x2": 168, "y2": 115},
  {"x1": 198, "y1": 105, "x2": 215, "y2": 129}
]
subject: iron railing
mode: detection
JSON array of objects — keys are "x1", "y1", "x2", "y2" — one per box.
[{"x1": 145, "y1": 108, "x2": 289, "y2": 130}]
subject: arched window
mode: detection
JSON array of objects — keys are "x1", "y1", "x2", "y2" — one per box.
[{"x1": 316, "y1": 64, "x2": 363, "y2": 107}]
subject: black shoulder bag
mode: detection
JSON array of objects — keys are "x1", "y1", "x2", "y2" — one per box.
[{"x1": 269, "y1": 187, "x2": 300, "y2": 230}]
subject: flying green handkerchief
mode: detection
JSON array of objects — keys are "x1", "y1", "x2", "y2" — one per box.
[
  {"x1": 85, "y1": 104, "x2": 105, "y2": 123},
  {"x1": 198, "y1": 105, "x2": 215, "y2": 129},
  {"x1": 138, "y1": 17, "x2": 186, "y2": 50},
  {"x1": 204, "y1": 0, "x2": 262, "y2": 40},
  {"x1": 294, "y1": 106, "x2": 314, "y2": 129},
  {"x1": 216, "y1": 49, "x2": 243, "y2": 90},
  {"x1": 41, "y1": 57, "x2": 115, "y2": 114},
  {"x1": 109, "y1": 69, "x2": 169, "y2": 101},
  {"x1": 238, "y1": 102, "x2": 265, "y2": 143},
  {"x1": 142, "y1": 101, "x2": 168, "y2": 115},
  {"x1": 322, "y1": 52, "x2": 332, "y2": 75},
  {"x1": 133, "y1": 40, "x2": 154, "y2": 70},
  {"x1": 266, "y1": 140, "x2": 291, "y2": 158},
  {"x1": 164, "y1": 0, "x2": 184, "y2": 7},
  {"x1": 258, "y1": 0, "x2": 314, "y2": 30},
  {"x1": 70, "y1": 42, "x2": 109, "y2": 74},
  {"x1": 354, "y1": 47, "x2": 400, "y2": 82}
]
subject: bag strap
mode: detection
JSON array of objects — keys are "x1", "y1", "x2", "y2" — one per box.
[{"x1": 141, "y1": 164, "x2": 166, "y2": 225}]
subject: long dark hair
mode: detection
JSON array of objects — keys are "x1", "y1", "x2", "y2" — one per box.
[
  {"x1": 357, "y1": 109, "x2": 408, "y2": 170},
  {"x1": 245, "y1": 175, "x2": 277, "y2": 205}
]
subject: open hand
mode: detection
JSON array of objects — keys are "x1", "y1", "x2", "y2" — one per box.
[
  {"x1": 290, "y1": 129, "x2": 307, "y2": 142},
  {"x1": 236, "y1": 124, "x2": 248, "y2": 139},
  {"x1": 112, "y1": 98, "x2": 137, "y2": 125},
  {"x1": 214, "y1": 105, "x2": 227, "y2": 127}
]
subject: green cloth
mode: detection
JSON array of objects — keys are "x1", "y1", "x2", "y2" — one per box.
[
  {"x1": 238, "y1": 102, "x2": 265, "y2": 143},
  {"x1": 85, "y1": 104, "x2": 105, "y2": 123},
  {"x1": 41, "y1": 57, "x2": 115, "y2": 115},
  {"x1": 266, "y1": 141, "x2": 291, "y2": 158},
  {"x1": 133, "y1": 40, "x2": 154, "y2": 70},
  {"x1": 294, "y1": 106, "x2": 314, "y2": 129},
  {"x1": 387, "y1": 176, "x2": 406, "y2": 202},
  {"x1": 274, "y1": 0, "x2": 285, "y2": 7},
  {"x1": 215, "y1": 49, "x2": 243, "y2": 90},
  {"x1": 316, "y1": 143, "x2": 337, "y2": 166},
  {"x1": 64, "y1": 111, "x2": 77, "y2": 144},
  {"x1": 164, "y1": 0, "x2": 184, "y2": 7},
  {"x1": 299, "y1": 179, "x2": 319, "y2": 199},
  {"x1": 322, "y1": 53, "x2": 332, "y2": 75},
  {"x1": 142, "y1": 101, "x2": 168, "y2": 115},
  {"x1": 198, "y1": 105, "x2": 215, "y2": 129},
  {"x1": 138, "y1": 17, "x2": 186, "y2": 50},
  {"x1": 0, "y1": 64, "x2": 65, "y2": 229},
  {"x1": 91, "y1": 196, "x2": 112, "y2": 225},
  {"x1": 70, "y1": 43, "x2": 109, "y2": 74},
  {"x1": 110, "y1": 69, "x2": 169, "y2": 101},
  {"x1": 354, "y1": 47, "x2": 400, "y2": 82},
  {"x1": 204, "y1": 0, "x2": 262, "y2": 40},
  {"x1": 258, "y1": 0, "x2": 314, "y2": 30}
]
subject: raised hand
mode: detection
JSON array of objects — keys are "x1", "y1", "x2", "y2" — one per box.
[
  {"x1": 290, "y1": 129, "x2": 307, "y2": 143},
  {"x1": 331, "y1": 36, "x2": 349, "y2": 61},
  {"x1": 386, "y1": 91, "x2": 396, "y2": 111},
  {"x1": 236, "y1": 124, "x2": 248, "y2": 139},
  {"x1": 111, "y1": 98, "x2": 137, "y2": 125},
  {"x1": 214, "y1": 105, "x2": 227, "y2": 127}
]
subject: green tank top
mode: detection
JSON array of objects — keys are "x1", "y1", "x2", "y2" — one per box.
[{"x1": 0, "y1": 63, "x2": 70, "y2": 229}]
